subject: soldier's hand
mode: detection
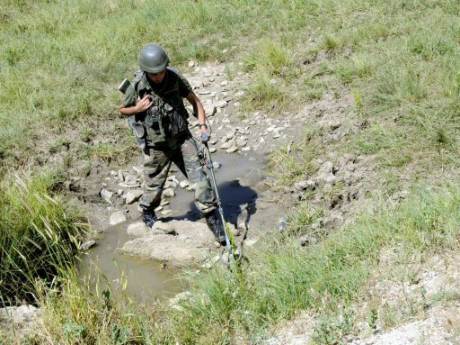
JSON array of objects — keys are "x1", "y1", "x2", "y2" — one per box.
[
  {"x1": 135, "y1": 95, "x2": 153, "y2": 113},
  {"x1": 200, "y1": 131, "x2": 210, "y2": 144}
]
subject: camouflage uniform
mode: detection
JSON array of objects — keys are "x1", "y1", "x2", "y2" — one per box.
[{"x1": 122, "y1": 68, "x2": 216, "y2": 214}]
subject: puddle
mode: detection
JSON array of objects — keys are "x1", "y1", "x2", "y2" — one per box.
[
  {"x1": 79, "y1": 222, "x2": 183, "y2": 304},
  {"x1": 167, "y1": 152, "x2": 264, "y2": 221},
  {"x1": 80, "y1": 152, "x2": 266, "y2": 303}
]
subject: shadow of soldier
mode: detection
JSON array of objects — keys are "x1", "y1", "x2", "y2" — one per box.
[{"x1": 164, "y1": 179, "x2": 258, "y2": 232}]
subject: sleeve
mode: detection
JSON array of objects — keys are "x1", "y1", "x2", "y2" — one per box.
[
  {"x1": 177, "y1": 73, "x2": 193, "y2": 98},
  {"x1": 122, "y1": 83, "x2": 137, "y2": 107}
]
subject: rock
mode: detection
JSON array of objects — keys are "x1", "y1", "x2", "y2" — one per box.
[
  {"x1": 164, "y1": 180, "x2": 178, "y2": 189},
  {"x1": 209, "y1": 147, "x2": 217, "y2": 153},
  {"x1": 317, "y1": 161, "x2": 337, "y2": 185},
  {"x1": 0, "y1": 305, "x2": 42, "y2": 340},
  {"x1": 117, "y1": 170, "x2": 125, "y2": 182},
  {"x1": 318, "y1": 161, "x2": 334, "y2": 175},
  {"x1": 324, "y1": 174, "x2": 337, "y2": 185},
  {"x1": 323, "y1": 212, "x2": 343, "y2": 229},
  {"x1": 121, "y1": 220, "x2": 215, "y2": 266},
  {"x1": 186, "y1": 183, "x2": 197, "y2": 191},
  {"x1": 0, "y1": 305, "x2": 41, "y2": 324},
  {"x1": 236, "y1": 136, "x2": 248, "y2": 147},
  {"x1": 152, "y1": 221, "x2": 178, "y2": 235},
  {"x1": 245, "y1": 238, "x2": 258, "y2": 247},
  {"x1": 109, "y1": 211, "x2": 126, "y2": 226},
  {"x1": 125, "y1": 190, "x2": 143, "y2": 204},
  {"x1": 124, "y1": 174, "x2": 138, "y2": 185},
  {"x1": 204, "y1": 103, "x2": 217, "y2": 116},
  {"x1": 329, "y1": 120, "x2": 342, "y2": 131},
  {"x1": 299, "y1": 235, "x2": 317, "y2": 247},
  {"x1": 132, "y1": 166, "x2": 143, "y2": 175},
  {"x1": 212, "y1": 162, "x2": 222, "y2": 170},
  {"x1": 216, "y1": 100, "x2": 228, "y2": 108},
  {"x1": 162, "y1": 188, "x2": 175, "y2": 198},
  {"x1": 392, "y1": 190, "x2": 409, "y2": 202},
  {"x1": 277, "y1": 217, "x2": 288, "y2": 232},
  {"x1": 220, "y1": 140, "x2": 233, "y2": 150},
  {"x1": 179, "y1": 180, "x2": 190, "y2": 189},
  {"x1": 223, "y1": 132, "x2": 234, "y2": 142},
  {"x1": 119, "y1": 181, "x2": 141, "y2": 188},
  {"x1": 80, "y1": 240, "x2": 96, "y2": 250},
  {"x1": 201, "y1": 255, "x2": 221, "y2": 269},
  {"x1": 226, "y1": 145, "x2": 239, "y2": 153},
  {"x1": 127, "y1": 221, "x2": 150, "y2": 237},
  {"x1": 168, "y1": 175, "x2": 179, "y2": 184},
  {"x1": 294, "y1": 180, "x2": 317, "y2": 192},
  {"x1": 65, "y1": 179, "x2": 81, "y2": 192},
  {"x1": 168, "y1": 291, "x2": 193, "y2": 311},
  {"x1": 161, "y1": 209, "x2": 173, "y2": 217},
  {"x1": 188, "y1": 60, "x2": 196, "y2": 68},
  {"x1": 99, "y1": 188, "x2": 113, "y2": 203},
  {"x1": 120, "y1": 173, "x2": 141, "y2": 188}
]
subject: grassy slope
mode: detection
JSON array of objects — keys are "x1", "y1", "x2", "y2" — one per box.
[
  {"x1": 0, "y1": 172, "x2": 88, "y2": 305},
  {"x1": 0, "y1": 0, "x2": 459, "y2": 344}
]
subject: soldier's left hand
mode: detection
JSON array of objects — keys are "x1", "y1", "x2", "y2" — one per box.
[{"x1": 200, "y1": 128, "x2": 210, "y2": 144}]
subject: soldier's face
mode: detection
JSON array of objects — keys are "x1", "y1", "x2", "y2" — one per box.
[{"x1": 147, "y1": 70, "x2": 166, "y2": 84}]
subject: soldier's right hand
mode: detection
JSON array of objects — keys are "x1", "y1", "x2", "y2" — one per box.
[{"x1": 135, "y1": 95, "x2": 153, "y2": 113}]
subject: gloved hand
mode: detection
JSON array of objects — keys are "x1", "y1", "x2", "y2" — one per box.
[{"x1": 201, "y1": 131, "x2": 210, "y2": 144}]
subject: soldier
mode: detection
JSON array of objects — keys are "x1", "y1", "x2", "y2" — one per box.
[{"x1": 119, "y1": 43, "x2": 225, "y2": 243}]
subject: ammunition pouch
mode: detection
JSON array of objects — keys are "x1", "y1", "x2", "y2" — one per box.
[
  {"x1": 161, "y1": 103, "x2": 188, "y2": 138},
  {"x1": 145, "y1": 106, "x2": 166, "y2": 144},
  {"x1": 128, "y1": 116, "x2": 147, "y2": 150},
  {"x1": 140, "y1": 100, "x2": 188, "y2": 146}
]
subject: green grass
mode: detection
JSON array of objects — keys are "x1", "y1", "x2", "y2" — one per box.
[
  {"x1": 268, "y1": 129, "x2": 321, "y2": 186},
  {"x1": 0, "y1": 172, "x2": 88, "y2": 305},
  {"x1": 1, "y1": 0, "x2": 459, "y2": 173},
  {"x1": 34, "y1": 184, "x2": 460, "y2": 344},
  {"x1": 161, "y1": 184, "x2": 460, "y2": 344},
  {"x1": 31, "y1": 271, "x2": 162, "y2": 345},
  {"x1": 1, "y1": 0, "x2": 460, "y2": 343}
]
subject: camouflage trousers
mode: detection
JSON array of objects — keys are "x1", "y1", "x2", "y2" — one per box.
[{"x1": 139, "y1": 136, "x2": 216, "y2": 214}]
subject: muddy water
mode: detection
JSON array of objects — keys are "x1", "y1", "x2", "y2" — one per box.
[
  {"x1": 79, "y1": 222, "x2": 183, "y2": 304},
  {"x1": 80, "y1": 152, "x2": 266, "y2": 303}
]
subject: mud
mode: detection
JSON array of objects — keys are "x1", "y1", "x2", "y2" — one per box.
[
  {"x1": 79, "y1": 151, "x2": 280, "y2": 302},
  {"x1": 79, "y1": 222, "x2": 183, "y2": 303}
]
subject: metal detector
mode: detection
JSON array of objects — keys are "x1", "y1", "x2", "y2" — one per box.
[{"x1": 199, "y1": 135, "x2": 242, "y2": 266}]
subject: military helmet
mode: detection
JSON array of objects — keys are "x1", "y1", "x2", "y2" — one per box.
[{"x1": 139, "y1": 43, "x2": 169, "y2": 73}]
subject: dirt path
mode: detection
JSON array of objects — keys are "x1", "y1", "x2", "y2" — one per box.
[{"x1": 78, "y1": 62, "x2": 302, "y2": 267}]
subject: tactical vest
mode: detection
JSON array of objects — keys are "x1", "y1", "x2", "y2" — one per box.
[{"x1": 132, "y1": 71, "x2": 189, "y2": 146}]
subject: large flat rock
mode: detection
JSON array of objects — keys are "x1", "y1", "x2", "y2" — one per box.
[{"x1": 121, "y1": 220, "x2": 215, "y2": 266}]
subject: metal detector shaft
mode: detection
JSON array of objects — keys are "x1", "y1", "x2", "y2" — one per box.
[{"x1": 203, "y1": 143, "x2": 232, "y2": 252}]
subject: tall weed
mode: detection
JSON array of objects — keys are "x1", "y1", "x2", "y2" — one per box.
[{"x1": 0, "y1": 172, "x2": 88, "y2": 305}]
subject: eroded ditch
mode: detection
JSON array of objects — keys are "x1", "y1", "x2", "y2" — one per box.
[{"x1": 79, "y1": 151, "x2": 276, "y2": 303}]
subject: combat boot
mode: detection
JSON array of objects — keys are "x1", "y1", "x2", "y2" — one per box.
[
  {"x1": 205, "y1": 209, "x2": 226, "y2": 245},
  {"x1": 142, "y1": 208, "x2": 157, "y2": 228}
]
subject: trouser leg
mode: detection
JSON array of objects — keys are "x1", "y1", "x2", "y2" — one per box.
[
  {"x1": 172, "y1": 137, "x2": 216, "y2": 214},
  {"x1": 140, "y1": 147, "x2": 171, "y2": 210}
]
